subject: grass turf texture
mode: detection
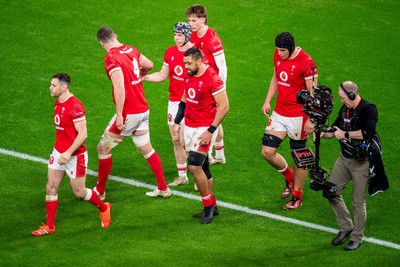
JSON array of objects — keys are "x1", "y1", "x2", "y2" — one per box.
[{"x1": 1, "y1": 0, "x2": 399, "y2": 266}]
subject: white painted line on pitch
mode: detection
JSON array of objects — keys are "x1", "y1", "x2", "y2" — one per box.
[{"x1": 1, "y1": 147, "x2": 399, "y2": 250}]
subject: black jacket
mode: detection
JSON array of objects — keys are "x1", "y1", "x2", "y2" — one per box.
[
  {"x1": 368, "y1": 134, "x2": 389, "y2": 196},
  {"x1": 332, "y1": 99, "x2": 388, "y2": 195}
]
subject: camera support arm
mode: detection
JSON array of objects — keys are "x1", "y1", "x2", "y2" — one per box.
[{"x1": 313, "y1": 128, "x2": 322, "y2": 172}]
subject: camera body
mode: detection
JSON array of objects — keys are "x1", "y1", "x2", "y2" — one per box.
[{"x1": 297, "y1": 85, "x2": 334, "y2": 127}]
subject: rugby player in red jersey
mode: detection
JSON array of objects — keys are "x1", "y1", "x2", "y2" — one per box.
[
  {"x1": 261, "y1": 32, "x2": 318, "y2": 210},
  {"x1": 143, "y1": 22, "x2": 193, "y2": 187},
  {"x1": 32, "y1": 73, "x2": 111, "y2": 236},
  {"x1": 94, "y1": 26, "x2": 170, "y2": 200},
  {"x1": 173, "y1": 47, "x2": 229, "y2": 224}
]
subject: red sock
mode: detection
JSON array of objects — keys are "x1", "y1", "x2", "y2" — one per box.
[
  {"x1": 280, "y1": 166, "x2": 294, "y2": 184},
  {"x1": 96, "y1": 156, "x2": 112, "y2": 194},
  {"x1": 146, "y1": 151, "x2": 167, "y2": 191},
  {"x1": 45, "y1": 195, "x2": 58, "y2": 229},
  {"x1": 201, "y1": 193, "x2": 213, "y2": 207},
  {"x1": 292, "y1": 189, "x2": 302, "y2": 200},
  {"x1": 86, "y1": 189, "x2": 107, "y2": 212},
  {"x1": 212, "y1": 196, "x2": 217, "y2": 207}
]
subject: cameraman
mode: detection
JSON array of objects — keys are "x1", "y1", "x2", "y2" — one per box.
[{"x1": 321, "y1": 81, "x2": 378, "y2": 250}]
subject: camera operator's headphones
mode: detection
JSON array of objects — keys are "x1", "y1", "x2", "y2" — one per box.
[{"x1": 340, "y1": 83, "x2": 356, "y2": 100}]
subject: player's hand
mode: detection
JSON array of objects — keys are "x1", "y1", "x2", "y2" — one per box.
[
  {"x1": 304, "y1": 119, "x2": 314, "y2": 135},
  {"x1": 139, "y1": 67, "x2": 150, "y2": 78},
  {"x1": 172, "y1": 124, "x2": 180, "y2": 141},
  {"x1": 262, "y1": 102, "x2": 271, "y2": 117},
  {"x1": 58, "y1": 152, "x2": 71, "y2": 165},
  {"x1": 199, "y1": 131, "x2": 212, "y2": 146},
  {"x1": 313, "y1": 131, "x2": 324, "y2": 142},
  {"x1": 116, "y1": 114, "x2": 126, "y2": 131}
]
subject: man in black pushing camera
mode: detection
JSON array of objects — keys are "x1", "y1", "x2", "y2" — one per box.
[{"x1": 321, "y1": 81, "x2": 378, "y2": 251}]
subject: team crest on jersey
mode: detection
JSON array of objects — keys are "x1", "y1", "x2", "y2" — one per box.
[
  {"x1": 171, "y1": 56, "x2": 175, "y2": 61},
  {"x1": 175, "y1": 65, "x2": 183, "y2": 76},
  {"x1": 291, "y1": 65, "x2": 296, "y2": 74}
]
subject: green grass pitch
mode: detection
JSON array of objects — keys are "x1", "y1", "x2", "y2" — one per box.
[{"x1": 1, "y1": 0, "x2": 399, "y2": 266}]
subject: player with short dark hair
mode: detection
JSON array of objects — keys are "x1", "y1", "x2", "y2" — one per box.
[
  {"x1": 32, "y1": 73, "x2": 111, "y2": 236},
  {"x1": 143, "y1": 22, "x2": 194, "y2": 187},
  {"x1": 186, "y1": 4, "x2": 227, "y2": 165},
  {"x1": 94, "y1": 26, "x2": 171, "y2": 199},
  {"x1": 261, "y1": 32, "x2": 318, "y2": 210},
  {"x1": 173, "y1": 47, "x2": 229, "y2": 224}
]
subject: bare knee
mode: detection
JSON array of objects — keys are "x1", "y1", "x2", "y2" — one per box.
[
  {"x1": 72, "y1": 187, "x2": 87, "y2": 199},
  {"x1": 45, "y1": 183, "x2": 58, "y2": 196},
  {"x1": 189, "y1": 165, "x2": 202, "y2": 175},
  {"x1": 262, "y1": 146, "x2": 276, "y2": 162},
  {"x1": 97, "y1": 143, "x2": 107, "y2": 155}
]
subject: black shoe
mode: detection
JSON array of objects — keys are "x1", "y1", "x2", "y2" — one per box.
[
  {"x1": 201, "y1": 205, "x2": 215, "y2": 224},
  {"x1": 332, "y1": 231, "x2": 352, "y2": 245},
  {"x1": 192, "y1": 206, "x2": 219, "y2": 218},
  {"x1": 344, "y1": 241, "x2": 362, "y2": 250}
]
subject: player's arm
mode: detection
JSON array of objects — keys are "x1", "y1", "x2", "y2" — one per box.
[
  {"x1": 305, "y1": 61, "x2": 318, "y2": 96},
  {"x1": 214, "y1": 52, "x2": 227, "y2": 85},
  {"x1": 110, "y1": 69, "x2": 126, "y2": 131},
  {"x1": 199, "y1": 90, "x2": 229, "y2": 145},
  {"x1": 174, "y1": 92, "x2": 187, "y2": 125},
  {"x1": 305, "y1": 76, "x2": 318, "y2": 96},
  {"x1": 143, "y1": 65, "x2": 169, "y2": 82},
  {"x1": 58, "y1": 119, "x2": 87, "y2": 165},
  {"x1": 212, "y1": 90, "x2": 229, "y2": 127},
  {"x1": 139, "y1": 54, "x2": 154, "y2": 72},
  {"x1": 172, "y1": 92, "x2": 187, "y2": 140},
  {"x1": 304, "y1": 74, "x2": 318, "y2": 134},
  {"x1": 262, "y1": 72, "x2": 278, "y2": 117}
]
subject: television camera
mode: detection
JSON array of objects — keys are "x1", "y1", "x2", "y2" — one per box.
[
  {"x1": 292, "y1": 84, "x2": 336, "y2": 199},
  {"x1": 296, "y1": 85, "x2": 334, "y2": 129}
]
